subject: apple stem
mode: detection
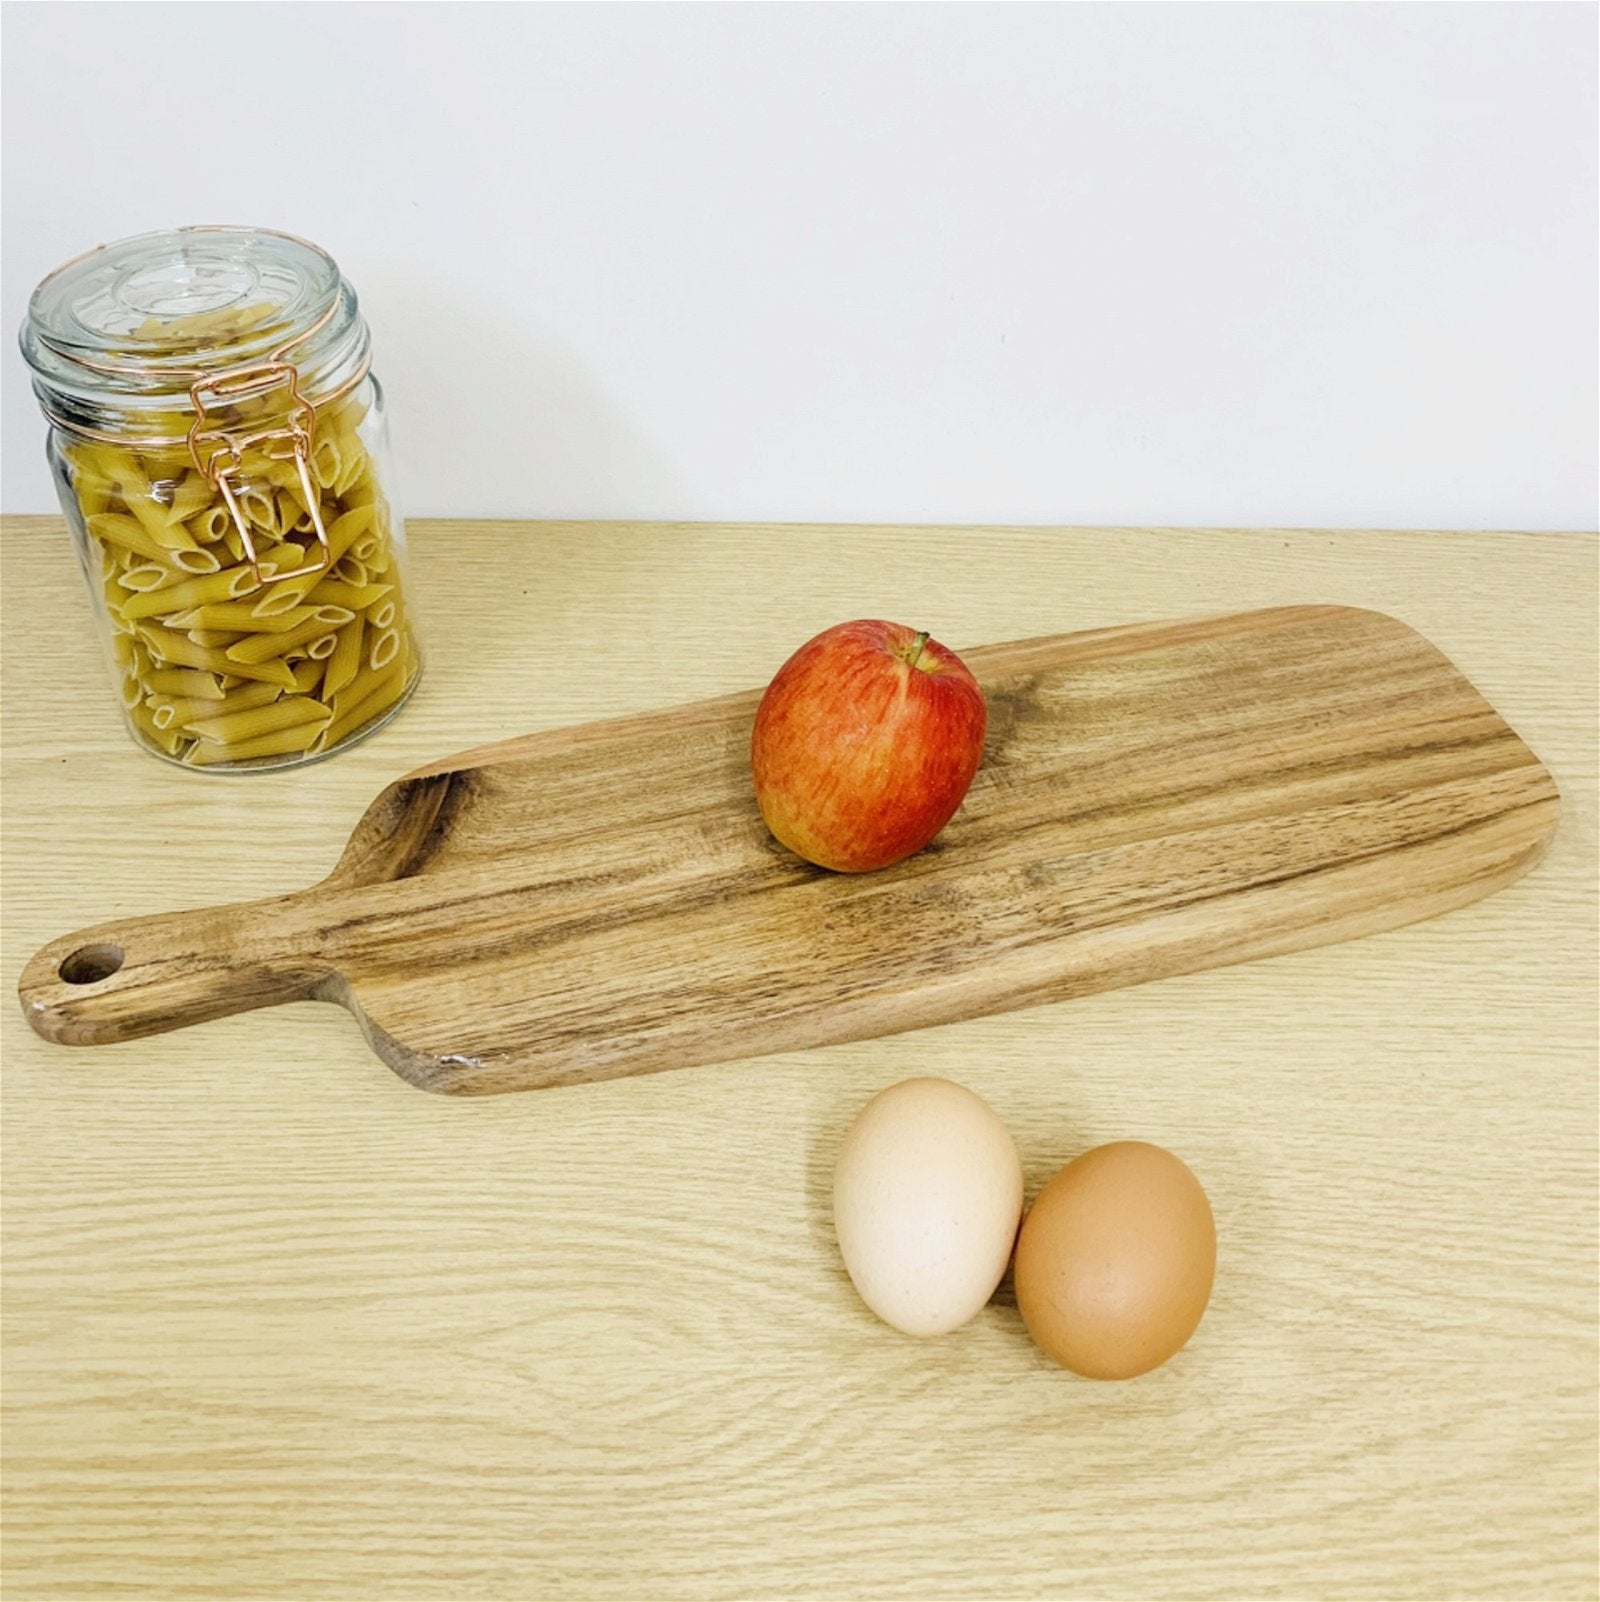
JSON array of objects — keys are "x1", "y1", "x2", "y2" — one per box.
[{"x1": 905, "y1": 631, "x2": 930, "y2": 671}]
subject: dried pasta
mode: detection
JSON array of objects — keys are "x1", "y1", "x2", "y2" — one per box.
[
  {"x1": 61, "y1": 378, "x2": 417, "y2": 768},
  {"x1": 309, "y1": 577, "x2": 391, "y2": 611},
  {"x1": 324, "y1": 505, "x2": 374, "y2": 563},
  {"x1": 321, "y1": 614, "x2": 364, "y2": 698},
  {"x1": 152, "y1": 681, "x2": 281, "y2": 727},
  {"x1": 369, "y1": 628, "x2": 400, "y2": 671},
  {"x1": 190, "y1": 506, "x2": 232, "y2": 544},
  {"x1": 224, "y1": 609, "x2": 351, "y2": 665},
  {"x1": 186, "y1": 694, "x2": 331, "y2": 747},
  {"x1": 88, "y1": 512, "x2": 219, "y2": 572},
  {"x1": 137, "y1": 626, "x2": 299, "y2": 688},
  {"x1": 119, "y1": 566, "x2": 259, "y2": 621},
  {"x1": 144, "y1": 667, "x2": 226, "y2": 699},
  {"x1": 133, "y1": 301, "x2": 276, "y2": 345},
  {"x1": 170, "y1": 602, "x2": 322, "y2": 634},
  {"x1": 186, "y1": 723, "x2": 332, "y2": 765},
  {"x1": 291, "y1": 658, "x2": 325, "y2": 694},
  {"x1": 129, "y1": 700, "x2": 191, "y2": 757},
  {"x1": 165, "y1": 474, "x2": 216, "y2": 524},
  {"x1": 317, "y1": 652, "x2": 411, "y2": 753},
  {"x1": 118, "y1": 563, "x2": 183, "y2": 594}
]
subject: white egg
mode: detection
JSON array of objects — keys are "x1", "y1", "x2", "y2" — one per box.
[{"x1": 832, "y1": 1077, "x2": 1024, "y2": 1336}]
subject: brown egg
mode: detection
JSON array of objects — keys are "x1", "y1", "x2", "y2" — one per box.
[{"x1": 1013, "y1": 1141, "x2": 1216, "y2": 1379}]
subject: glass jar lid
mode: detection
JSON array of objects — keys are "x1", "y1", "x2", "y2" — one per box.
[{"x1": 20, "y1": 225, "x2": 369, "y2": 435}]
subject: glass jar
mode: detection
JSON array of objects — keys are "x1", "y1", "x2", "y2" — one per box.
[{"x1": 19, "y1": 225, "x2": 421, "y2": 771}]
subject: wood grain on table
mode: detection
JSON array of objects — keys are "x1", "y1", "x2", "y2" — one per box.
[{"x1": 3, "y1": 518, "x2": 1596, "y2": 1602}]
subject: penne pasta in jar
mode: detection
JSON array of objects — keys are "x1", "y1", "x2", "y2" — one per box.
[
  {"x1": 290, "y1": 658, "x2": 326, "y2": 694},
  {"x1": 186, "y1": 694, "x2": 333, "y2": 747},
  {"x1": 20, "y1": 225, "x2": 421, "y2": 770},
  {"x1": 154, "y1": 681, "x2": 283, "y2": 728}
]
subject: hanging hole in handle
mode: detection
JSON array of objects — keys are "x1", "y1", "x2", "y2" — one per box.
[{"x1": 58, "y1": 944, "x2": 125, "y2": 985}]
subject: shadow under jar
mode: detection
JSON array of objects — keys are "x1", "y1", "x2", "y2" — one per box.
[{"x1": 19, "y1": 225, "x2": 422, "y2": 771}]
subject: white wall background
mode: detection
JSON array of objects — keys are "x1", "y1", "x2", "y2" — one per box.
[{"x1": 3, "y1": 2, "x2": 1595, "y2": 529}]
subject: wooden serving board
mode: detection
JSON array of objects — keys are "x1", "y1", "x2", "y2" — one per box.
[{"x1": 19, "y1": 606, "x2": 1558, "y2": 1095}]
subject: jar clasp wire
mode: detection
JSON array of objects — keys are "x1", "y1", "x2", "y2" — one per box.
[{"x1": 187, "y1": 362, "x2": 332, "y2": 591}]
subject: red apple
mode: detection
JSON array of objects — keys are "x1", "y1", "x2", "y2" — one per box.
[{"x1": 750, "y1": 619, "x2": 988, "y2": 872}]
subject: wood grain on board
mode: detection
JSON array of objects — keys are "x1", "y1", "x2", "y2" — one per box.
[{"x1": 19, "y1": 604, "x2": 1558, "y2": 1094}]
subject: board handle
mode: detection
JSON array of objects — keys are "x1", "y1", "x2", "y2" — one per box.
[{"x1": 18, "y1": 893, "x2": 330, "y2": 1047}]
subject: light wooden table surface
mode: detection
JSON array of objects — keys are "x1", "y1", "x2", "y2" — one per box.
[{"x1": 3, "y1": 517, "x2": 1596, "y2": 1602}]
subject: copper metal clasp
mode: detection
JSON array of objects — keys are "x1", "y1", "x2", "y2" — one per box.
[{"x1": 187, "y1": 361, "x2": 331, "y2": 590}]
